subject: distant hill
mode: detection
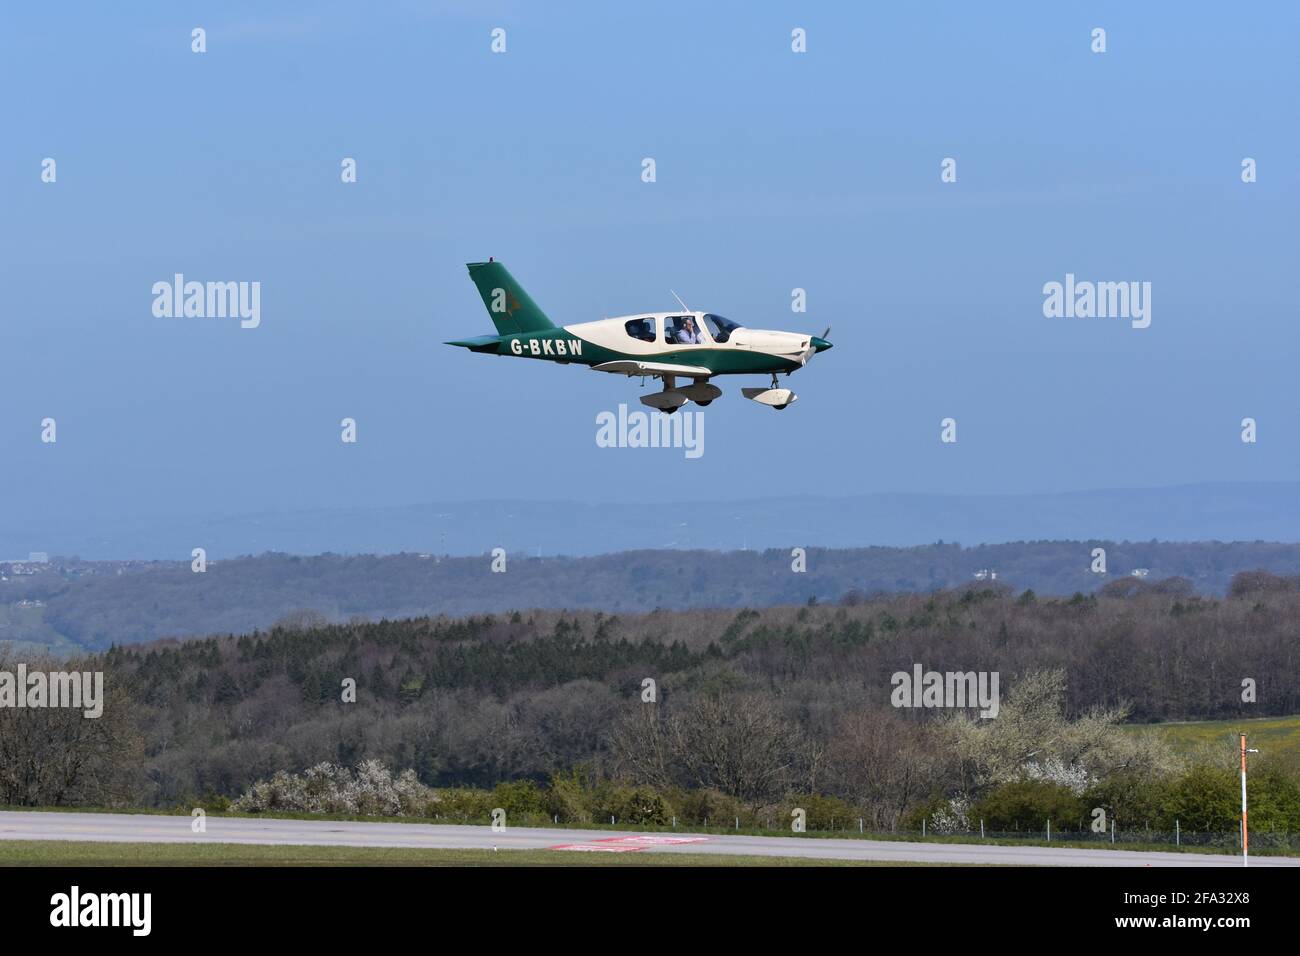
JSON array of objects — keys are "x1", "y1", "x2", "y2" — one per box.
[
  {"x1": 2, "y1": 540, "x2": 1299, "y2": 653},
  {"x1": 1, "y1": 481, "x2": 1297, "y2": 561}
]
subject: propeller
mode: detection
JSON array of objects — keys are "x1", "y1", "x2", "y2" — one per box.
[{"x1": 799, "y1": 326, "x2": 833, "y2": 366}]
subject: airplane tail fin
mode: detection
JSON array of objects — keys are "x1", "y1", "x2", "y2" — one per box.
[{"x1": 467, "y1": 260, "x2": 556, "y2": 335}]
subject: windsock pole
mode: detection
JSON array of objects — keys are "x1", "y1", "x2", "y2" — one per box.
[
  {"x1": 1240, "y1": 734, "x2": 1258, "y2": 866},
  {"x1": 1241, "y1": 734, "x2": 1248, "y2": 866}
]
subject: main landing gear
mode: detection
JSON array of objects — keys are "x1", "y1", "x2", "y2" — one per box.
[{"x1": 639, "y1": 376, "x2": 721, "y2": 413}]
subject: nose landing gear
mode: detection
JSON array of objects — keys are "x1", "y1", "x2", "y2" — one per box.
[{"x1": 742, "y1": 373, "x2": 797, "y2": 410}]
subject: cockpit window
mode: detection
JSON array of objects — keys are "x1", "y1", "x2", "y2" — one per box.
[
  {"x1": 702, "y1": 313, "x2": 740, "y2": 343},
  {"x1": 665, "y1": 315, "x2": 704, "y2": 345},
  {"x1": 624, "y1": 317, "x2": 656, "y2": 342}
]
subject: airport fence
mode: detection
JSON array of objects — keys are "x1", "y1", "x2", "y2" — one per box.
[
  {"x1": 886, "y1": 824, "x2": 1300, "y2": 852},
  {"x1": 421, "y1": 809, "x2": 1300, "y2": 853}
]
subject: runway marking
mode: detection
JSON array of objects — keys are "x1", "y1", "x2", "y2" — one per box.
[
  {"x1": 550, "y1": 835, "x2": 709, "y2": 853},
  {"x1": 549, "y1": 843, "x2": 640, "y2": 853}
]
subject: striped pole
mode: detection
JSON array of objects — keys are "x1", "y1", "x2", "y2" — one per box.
[
  {"x1": 1241, "y1": 734, "x2": 1248, "y2": 866},
  {"x1": 1240, "y1": 734, "x2": 1259, "y2": 866}
]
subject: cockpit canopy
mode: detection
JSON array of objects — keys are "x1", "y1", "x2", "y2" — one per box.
[
  {"x1": 701, "y1": 313, "x2": 741, "y2": 343},
  {"x1": 620, "y1": 312, "x2": 744, "y2": 345}
]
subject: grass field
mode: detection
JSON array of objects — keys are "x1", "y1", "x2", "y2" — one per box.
[
  {"x1": 0, "y1": 840, "x2": 907, "y2": 867},
  {"x1": 1135, "y1": 714, "x2": 1300, "y2": 762}
]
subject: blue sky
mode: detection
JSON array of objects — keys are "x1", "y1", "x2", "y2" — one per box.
[{"x1": 1, "y1": 1, "x2": 1296, "y2": 542}]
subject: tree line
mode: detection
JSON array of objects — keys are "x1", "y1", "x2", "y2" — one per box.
[{"x1": 5, "y1": 541, "x2": 1300, "y2": 651}]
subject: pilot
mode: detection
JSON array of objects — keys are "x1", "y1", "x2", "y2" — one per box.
[{"x1": 675, "y1": 316, "x2": 701, "y2": 344}]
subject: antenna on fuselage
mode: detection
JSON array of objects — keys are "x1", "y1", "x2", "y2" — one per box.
[{"x1": 670, "y1": 289, "x2": 692, "y2": 313}]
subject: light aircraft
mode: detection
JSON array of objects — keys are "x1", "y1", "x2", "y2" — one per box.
[{"x1": 447, "y1": 259, "x2": 832, "y2": 411}]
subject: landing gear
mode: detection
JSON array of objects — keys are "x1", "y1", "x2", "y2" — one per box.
[
  {"x1": 769, "y1": 374, "x2": 789, "y2": 408},
  {"x1": 742, "y1": 376, "x2": 799, "y2": 409},
  {"x1": 640, "y1": 391, "x2": 688, "y2": 412},
  {"x1": 637, "y1": 377, "x2": 720, "y2": 411},
  {"x1": 674, "y1": 380, "x2": 722, "y2": 406}
]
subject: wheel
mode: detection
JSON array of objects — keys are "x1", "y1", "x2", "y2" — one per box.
[
  {"x1": 696, "y1": 400, "x2": 712, "y2": 407},
  {"x1": 664, "y1": 406, "x2": 678, "y2": 415},
  {"x1": 773, "y1": 403, "x2": 788, "y2": 410}
]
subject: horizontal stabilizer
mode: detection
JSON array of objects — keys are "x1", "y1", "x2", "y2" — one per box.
[{"x1": 445, "y1": 334, "x2": 503, "y2": 353}]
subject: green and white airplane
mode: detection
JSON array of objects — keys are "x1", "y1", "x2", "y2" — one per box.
[{"x1": 447, "y1": 259, "x2": 833, "y2": 412}]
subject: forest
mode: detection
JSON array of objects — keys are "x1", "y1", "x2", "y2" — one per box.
[{"x1": 2, "y1": 570, "x2": 1298, "y2": 837}]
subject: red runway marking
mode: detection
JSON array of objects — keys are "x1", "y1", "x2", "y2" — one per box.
[{"x1": 550, "y1": 835, "x2": 709, "y2": 852}]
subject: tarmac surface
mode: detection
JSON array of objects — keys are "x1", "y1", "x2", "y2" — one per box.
[{"x1": 1, "y1": 811, "x2": 1295, "y2": 866}]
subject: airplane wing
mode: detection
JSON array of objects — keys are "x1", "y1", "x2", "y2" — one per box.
[{"x1": 591, "y1": 360, "x2": 712, "y2": 378}]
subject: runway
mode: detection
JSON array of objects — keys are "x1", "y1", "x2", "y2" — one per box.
[{"x1": 1, "y1": 811, "x2": 1295, "y2": 866}]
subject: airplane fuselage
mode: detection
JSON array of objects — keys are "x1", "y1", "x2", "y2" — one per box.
[{"x1": 456, "y1": 312, "x2": 818, "y2": 377}]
